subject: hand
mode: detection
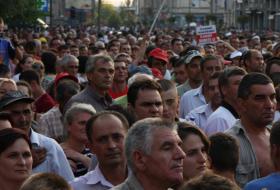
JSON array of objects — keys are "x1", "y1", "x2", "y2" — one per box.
[
  {"x1": 63, "y1": 147, "x2": 91, "y2": 168},
  {"x1": 32, "y1": 147, "x2": 47, "y2": 168}
]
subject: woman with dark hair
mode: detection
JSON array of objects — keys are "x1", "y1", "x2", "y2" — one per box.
[
  {"x1": 177, "y1": 122, "x2": 210, "y2": 181},
  {"x1": 13, "y1": 54, "x2": 34, "y2": 81},
  {"x1": 0, "y1": 128, "x2": 33, "y2": 190}
]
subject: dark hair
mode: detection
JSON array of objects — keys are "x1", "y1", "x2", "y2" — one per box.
[
  {"x1": 269, "y1": 72, "x2": 280, "y2": 87},
  {"x1": 106, "y1": 104, "x2": 135, "y2": 127},
  {"x1": 15, "y1": 54, "x2": 33, "y2": 74},
  {"x1": 238, "y1": 72, "x2": 272, "y2": 99},
  {"x1": 180, "y1": 172, "x2": 240, "y2": 190},
  {"x1": 41, "y1": 52, "x2": 57, "y2": 74},
  {"x1": 242, "y1": 49, "x2": 260, "y2": 69},
  {"x1": 55, "y1": 80, "x2": 80, "y2": 103},
  {"x1": 19, "y1": 70, "x2": 40, "y2": 85},
  {"x1": 0, "y1": 128, "x2": 31, "y2": 155},
  {"x1": 177, "y1": 122, "x2": 210, "y2": 153},
  {"x1": 86, "y1": 111, "x2": 129, "y2": 143},
  {"x1": 77, "y1": 55, "x2": 88, "y2": 74},
  {"x1": 200, "y1": 55, "x2": 219, "y2": 71},
  {"x1": 219, "y1": 66, "x2": 247, "y2": 98},
  {"x1": 270, "y1": 121, "x2": 280, "y2": 146},
  {"x1": 265, "y1": 57, "x2": 280, "y2": 75},
  {"x1": 179, "y1": 46, "x2": 200, "y2": 57},
  {"x1": 171, "y1": 38, "x2": 183, "y2": 46},
  {"x1": 0, "y1": 64, "x2": 10, "y2": 77},
  {"x1": 157, "y1": 79, "x2": 176, "y2": 91},
  {"x1": 127, "y1": 79, "x2": 162, "y2": 107},
  {"x1": 209, "y1": 133, "x2": 239, "y2": 172}
]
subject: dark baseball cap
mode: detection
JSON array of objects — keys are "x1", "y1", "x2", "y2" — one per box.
[{"x1": 0, "y1": 91, "x2": 34, "y2": 110}]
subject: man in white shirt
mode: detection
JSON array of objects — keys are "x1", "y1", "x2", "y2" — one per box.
[
  {"x1": 70, "y1": 111, "x2": 128, "y2": 190},
  {"x1": 205, "y1": 66, "x2": 247, "y2": 136}
]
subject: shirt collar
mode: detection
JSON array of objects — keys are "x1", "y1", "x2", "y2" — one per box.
[
  {"x1": 29, "y1": 128, "x2": 40, "y2": 146},
  {"x1": 193, "y1": 84, "x2": 203, "y2": 96},
  {"x1": 86, "y1": 85, "x2": 113, "y2": 104},
  {"x1": 86, "y1": 164, "x2": 114, "y2": 187}
]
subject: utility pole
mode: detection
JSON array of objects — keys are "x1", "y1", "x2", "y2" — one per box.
[{"x1": 97, "y1": 0, "x2": 101, "y2": 33}]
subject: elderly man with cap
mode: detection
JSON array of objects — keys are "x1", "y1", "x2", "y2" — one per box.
[
  {"x1": 148, "y1": 47, "x2": 171, "y2": 80},
  {"x1": 0, "y1": 91, "x2": 74, "y2": 181}
]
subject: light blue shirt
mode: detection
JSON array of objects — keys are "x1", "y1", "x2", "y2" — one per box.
[
  {"x1": 186, "y1": 103, "x2": 213, "y2": 131},
  {"x1": 179, "y1": 84, "x2": 206, "y2": 118},
  {"x1": 205, "y1": 106, "x2": 237, "y2": 136},
  {"x1": 30, "y1": 129, "x2": 74, "y2": 181},
  {"x1": 70, "y1": 164, "x2": 114, "y2": 190}
]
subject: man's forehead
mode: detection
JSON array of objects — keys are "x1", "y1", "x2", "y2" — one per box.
[{"x1": 249, "y1": 83, "x2": 275, "y2": 94}]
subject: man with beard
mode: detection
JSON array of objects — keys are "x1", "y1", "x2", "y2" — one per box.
[{"x1": 226, "y1": 73, "x2": 276, "y2": 187}]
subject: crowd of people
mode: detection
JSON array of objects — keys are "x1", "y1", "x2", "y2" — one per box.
[{"x1": 1, "y1": 15, "x2": 280, "y2": 190}]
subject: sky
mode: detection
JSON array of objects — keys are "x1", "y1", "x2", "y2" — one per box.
[{"x1": 103, "y1": 0, "x2": 124, "y2": 7}]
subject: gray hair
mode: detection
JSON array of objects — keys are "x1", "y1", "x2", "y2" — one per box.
[
  {"x1": 64, "y1": 103, "x2": 96, "y2": 126},
  {"x1": 85, "y1": 54, "x2": 113, "y2": 73},
  {"x1": 125, "y1": 117, "x2": 176, "y2": 171},
  {"x1": 59, "y1": 54, "x2": 79, "y2": 69}
]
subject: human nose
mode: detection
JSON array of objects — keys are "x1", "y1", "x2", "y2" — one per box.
[
  {"x1": 197, "y1": 151, "x2": 207, "y2": 163},
  {"x1": 17, "y1": 155, "x2": 27, "y2": 165},
  {"x1": 175, "y1": 145, "x2": 186, "y2": 160},
  {"x1": 108, "y1": 138, "x2": 117, "y2": 149}
]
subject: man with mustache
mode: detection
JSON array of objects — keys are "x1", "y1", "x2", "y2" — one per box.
[
  {"x1": 70, "y1": 111, "x2": 129, "y2": 190},
  {"x1": 226, "y1": 73, "x2": 277, "y2": 187},
  {"x1": 111, "y1": 118, "x2": 186, "y2": 190}
]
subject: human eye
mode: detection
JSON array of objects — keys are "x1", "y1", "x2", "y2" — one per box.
[
  {"x1": 23, "y1": 151, "x2": 32, "y2": 158},
  {"x1": 98, "y1": 136, "x2": 108, "y2": 144},
  {"x1": 112, "y1": 133, "x2": 123, "y2": 142},
  {"x1": 8, "y1": 152, "x2": 18, "y2": 159},
  {"x1": 186, "y1": 150, "x2": 197, "y2": 156}
]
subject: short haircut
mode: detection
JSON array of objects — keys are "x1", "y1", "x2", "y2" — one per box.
[
  {"x1": 209, "y1": 133, "x2": 239, "y2": 172},
  {"x1": 265, "y1": 57, "x2": 280, "y2": 75},
  {"x1": 19, "y1": 70, "x2": 40, "y2": 84},
  {"x1": 16, "y1": 80, "x2": 32, "y2": 97},
  {"x1": 85, "y1": 54, "x2": 113, "y2": 73},
  {"x1": 59, "y1": 54, "x2": 78, "y2": 68},
  {"x1": 270, "y1": 121, "x2": 280, "y2": 146},
  {"x1": 64, "y1": 103, "x2": 96, "y2": 126},
  {"x1": 180, "y1": 172, "x2": 240, "y2": 190},
  {"x1": 219, "y1": 66, "x2": 247, "y2": 98},
  {"x1": 0, "y1": 64, "x2": 10, "y2": 77},
  {"x1": 242, "y1": 49, "x2": 260, "y2": 69},
  {"x1": 200, "y1": 55, "x2": 219, "y2": 71},
  {"x1": 127, "y1": 79, "x2": 162, "y2": 107},
  {"x1": 157, "y1": 79, "x2": 176, "y2": 92},
  {"x1": 177, "y1": 121, "x2": 210, "y2": 153},
  {"x1": 55, "y1": 80, "x2": 80, "y2": 102},
  {"x1": 125, "y1": 117, "x2": 176, "y2": 171},
  {"x1": 0, "y1": 128, "x2": 31, "y2": 155},
  {"x1": 86, "y1": 111, "x2": 129, "y2": 143},
  {"x1": 238, "y1": 72, "x2": 273, "y2": 99},
  {"x1": 20, "y1": 172, "x2": 72, "y2": 190},
  {"x1": 41, "y1": 51, "x2": 57, "y2": 74}
]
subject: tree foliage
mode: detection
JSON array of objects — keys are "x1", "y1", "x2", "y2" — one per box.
[{"x1": 0, "y1": 0, "x2": 45, "y2": 27}]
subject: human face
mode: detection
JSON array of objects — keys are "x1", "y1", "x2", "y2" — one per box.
[
  {"x1": 90, "y1": 114, "x2": 126, "y2": 167},
  {"x1": 67, "y1": 61, "x2": 79, "y2": 76},
  {"x1": 240, "y1": 83, "x2": 276, "y2": 127},
  {"x1": 120, "y1": 44, "x2": 131, "y2": 55},
  {"x1": 208, "y1": 78, "x2": 221, "y2": 109},
  {"x1": 70, "y1": 47, "x2": 79, "y2": 57},
  {"x1": 141, "y1": 128, "x2": 186, "y2": 187},
  {"x1": 5, "y1": 102, "x2": 33, "y2": 134},
  {"x1": 162, "y1": 88, "x2": 179, "y2": 123},
  {"x1": 172, "y1": 41, "x2": 183, "y2": 54},
  {"x1": 186, "y1": 57, "x2": 202, "y2": 83},
  {"x1": 0, "y1": 139, "x2": 32, "y2": 183},
  {"x1": 151, "y1": 58, "x2": 167, "y2": 76},
  {"x1": 68, "y1": 112, "x2": 92, "y2": 144},
  {"x1": 202, "y1": 59, "x2": 223, "y2": 83},
  {"x1": 182, "y1": 134, "x2": 208, "y2": 180},
  {"x1": 114, "y1": 61, "x2": 128, "y2": 83},
  {"x1": 173, "y1": 64, "x2": 188, "y2": 85},
  {"x1": 131, "y1": 89, "x2": 163, "y2": 120},
  {"x1": 87, "y1": 60, "x2": 115, "y2": 93},
  {"x1": 22, "y1": 57, "x2": 34, "y2": 72},
  {"x1": 222, "y1": 75, "x2": 244, "y2": 103},
  {"x1": 247, "y1": 51, "x2": 264, "y2": 73}
]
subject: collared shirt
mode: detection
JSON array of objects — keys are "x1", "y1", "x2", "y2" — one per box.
[
  {"x1": 205, "y1": 105, "x2": 237, "y2": 136},
  {"x1": 70, "y1": 165, "x2": 114, "y2": 190},
  {"x1": 38, "y1": 106, "x2": 65, "y2": 142},
  {"x1": 65, "y1": 85, "x2": 113, "y2": 113},
  {"x1": 110, "y1": 172, "x2": 144, "y2": 190},
  {"x1": 225, "y1": 120, "x2": 262, "y2": 188},
  {"x1": 186, "y1": 103, "x2": 213, "y2": 131},
  {"x1": 30, "y1": 129, "x2": 74, "y2": 181},
  {"x1": 177, "y1": 80, "x2": 193, "y2": 98},
  {"x1": 179, "y1": 84, "x2": 206, "y2": 118}
]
